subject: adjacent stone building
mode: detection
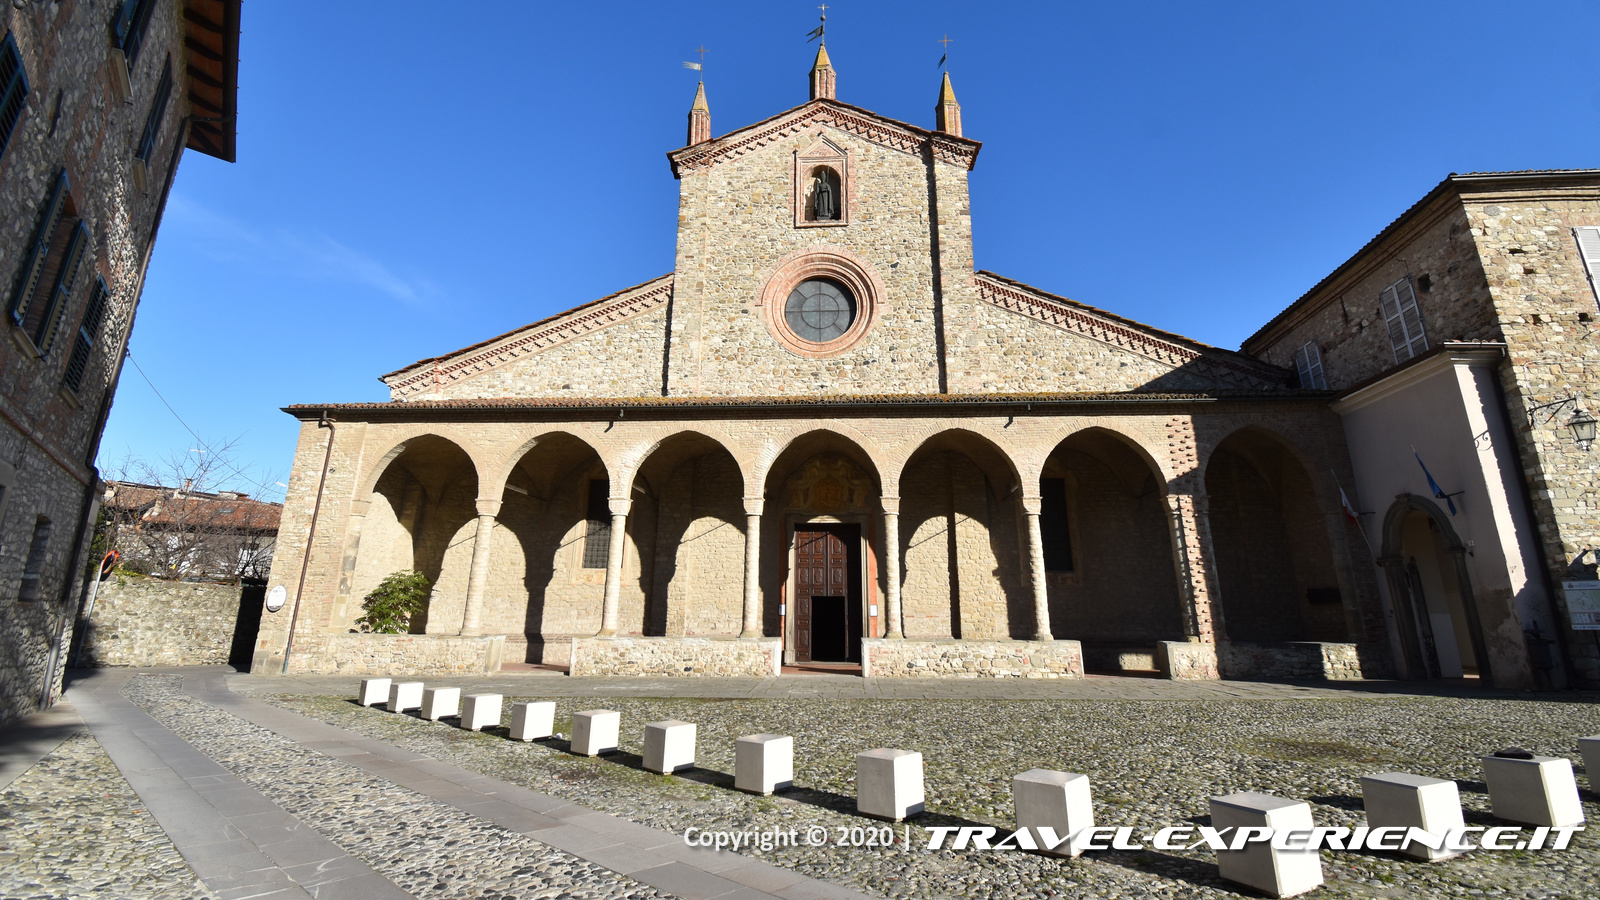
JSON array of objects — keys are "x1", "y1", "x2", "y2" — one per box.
[
  {"x1": 256, "y1": 49, "x2": 1393, "y2": 683},
  {"x1": 0, "y1": 0, "x2": 239, "y2": 725}
]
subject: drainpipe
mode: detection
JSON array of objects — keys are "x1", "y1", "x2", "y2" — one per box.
[{"x1": 282, "y1": 413, "x2": 336, "y2": 674}]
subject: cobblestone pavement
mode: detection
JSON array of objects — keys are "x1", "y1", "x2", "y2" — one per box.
[
  {"x1": 257, "y1": 686, "x2": 1600, "y2": 900},
  {"x1": 0, "y1": 730, "x2": 211, "y2": 900}
]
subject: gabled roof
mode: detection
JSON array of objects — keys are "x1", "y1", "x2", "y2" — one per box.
[
  {"x1": 181, "y1": 0, "x2": 241, "y2": 162},
  {"x1": 975, "y1": 271, "x2": 1290, "y2": 389},
  {"x1": 667, "y1": 98, "x2": 980, "y2": 178},
  {"x1": 381, "y1": 274, "x2": 674, "y2": 399}
]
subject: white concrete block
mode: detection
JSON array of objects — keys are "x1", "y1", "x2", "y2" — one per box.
[
  {"x1": 1210, "y1": 792, "x2": 1323, "y2": 898},
  {"x1": 856, "y1": 749, "x2": 924, "y2": 822},
  {"x1": 643, "y1": 720, "x2": 696, "y2": 774},
  {"x1": 1481, "y1": 754, "x2": 1585, "y2": 827},
  {"x1": 461, "y1": 693, "x2": 502, "y2": 732},
  {"x1": 510, "y1": 701, "x2": 555, "y2": 741},
  {"x1": 387, "y1": 681, "x2": 423, "y2": 713},
  {"x1": 358, "y1": 678, "x2": 391, "y2": 707},
  {"x1": 735, "y1": 734, "x2": 793, "y2": 795},
  {"x1": 1578, "y1": 735, "x2": 1600, "y2": 789},
  {"x1": 1013, "y1": 769, "x2": 1093, "y2": 857},
  {"x1": 571, "y1": 709, "x2": 620, "y2": 757},
  {"x1": 421, "y1": 687, "x2": 460, "y2": 722},
  {"x1": 1359, "y1": 772, "x2": 1464, "y2": 860}
]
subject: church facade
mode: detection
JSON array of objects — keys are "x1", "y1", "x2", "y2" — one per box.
[{"x1": 252, "y1": 49, "x2": 1392, "y2": 681}]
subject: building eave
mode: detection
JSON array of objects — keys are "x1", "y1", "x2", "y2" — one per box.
[{"x1": 181, "y1": 0, "x2": 240, "y2": 163}]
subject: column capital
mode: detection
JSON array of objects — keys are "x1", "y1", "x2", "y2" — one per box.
[
  {"x1": 1019, "y1": 495, "x2": 1043, "y2": 515},
  {"x1": 744, "y1": 497, "x2": 765, "y2": 517},
  {"x1": 348, "y1": 498, "x2": 372, "y2": 517},
  {"x1": 880, "y1": 496, "x2": 901, "y2": 515},
  {"x1": 475, "y1": 498, "x2": 502, "y2": 517},
  {"x1": 608, "y1": 497, "x2": 633, "y2": 517}
]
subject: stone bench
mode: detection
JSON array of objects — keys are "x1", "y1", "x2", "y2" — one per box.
[
  {"x1": 461, "y1": 693, "x2": 502, "y2": 732},
  {"x1": 857, "y1": 749, "x2": 924, "y2": 822},
  {"x1": 421, "y1": 687, "x2": 460, "y2": 722},
  {"x1": 571, "y1": 709, "x2": 620, "y2": 757},
  {"x1": 736, "y1": 734, "x2": 793, "y2": 795},
  {"x1": 1210, "y1": 792, "x2": 1322, "y2": 898},
  {"x1": 1359, "y1": 772, "x2": 1463, "y2": 860},
  {"x1": 1013, "y1": 769, "x2": 1093, "y2": 857},
  {"x1": 510, "y1": 701, "x2": 555, "y2": 741},
  {"x1": 358, "y1": 678, "x2": 391, "y2": 706},
  {"x1": 387, "y1": 681, "x2": 423, "y2": 714},
  {"x1": 643, "y1": 720, "x2": 696, "y2": 774},
  {"x1": 1481, "y1": 753, "x2": 1584, "y2": 827}
]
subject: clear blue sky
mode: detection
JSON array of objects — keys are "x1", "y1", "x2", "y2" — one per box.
[{"x1": 100, "y1": 0, "x2": 1600, "y2": 500}]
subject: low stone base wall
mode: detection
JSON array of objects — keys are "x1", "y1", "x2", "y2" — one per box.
[
  {"x1": 1217, "y1": 641, "x2": 1368, "y2": 681},
  {"x1": 861, "y1": 639, "x2": 1084, "y2": 678},
  {"x1": 569, "y1": 637, "x2": 782, "y2": 677},
  {"x1": 1156, "y1": 641, "x2": 1221, "y2": 680},
  {"x1": 79, "y1": 576, "x2": 244, "y2": 667},
  {"x1": 1082, "y1": 644, "x2": 1158, "y2": 673},
  {"x1": 276, "y1": 633, "x2": 506, "y2": 675}
]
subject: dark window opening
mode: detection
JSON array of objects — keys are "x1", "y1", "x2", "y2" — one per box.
[
  {"x1": 62, "y1": 278, "x2": 109, "y2": 393},
  {"x1": 1, "y1": 31, "x2": 27, "y2": 163},
  {"x1": 582, "y1": 478, "x2": 611, "y2": 569},
  {"x1": 136, "y1": 57, "x2": 172, "y2": 163},
  {"x1": 10, "y1": 171, "x2": 87, "y2": 357},
  {"x1": 18, "y1": 516, "x2": 52, "y2": 603},
  {"x1": 1041, "y1": 477, "x2": 1074, "y2": 572},
  {"x1": 112, "y1": 0, "x2": 159, "y2": 69},
  {"x1": 1416, "y1": 274, "x2": 1433, "y2": 293}
]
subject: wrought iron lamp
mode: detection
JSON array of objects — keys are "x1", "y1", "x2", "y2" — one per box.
[{"x1": 1569, "y1": 407, "x2": 1597, "y2": 451}]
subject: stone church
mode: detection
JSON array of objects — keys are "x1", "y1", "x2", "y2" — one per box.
[{"x1": 253, "y1": 46, "x2": 1389, "y2": 681}]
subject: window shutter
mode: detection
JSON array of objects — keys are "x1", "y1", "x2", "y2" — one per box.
[
  {"x1": 1574, "y1": 227, "x2": 1600, "y2": 302},
  {"x1": 9, "y1": 171, "x2": 68, "y2": 328},
  {"x1": 0, "y1": 32, "x2": 28, "y2": 162},
  {"x1": 113, "y1": 0, "x2": 158, "y2": 69},
  {"x1": 64, "y1": 277, "x2": 109, "y2": 393},
  {"x1": 1381, "y1": 277, "x2": 1428, "y2": 363},
  {"x1": 136, "y1": 59, "x2": 172, "y2": 163},
  {"x1": 1295, "y1": 341, "x2": 1326, "y2": 390},
  {"x1": 36, "y1": 222, "x2": 86, "y2": 356}
]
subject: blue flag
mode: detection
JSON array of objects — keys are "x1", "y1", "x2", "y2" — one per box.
[{"x1": 1414, "y1": 450, "x2": 1456, "y2": 516}]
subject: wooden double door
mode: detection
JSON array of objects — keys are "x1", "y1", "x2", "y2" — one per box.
[{"x1": 792, "y1": 523, "x2": 862, "y2": 663}]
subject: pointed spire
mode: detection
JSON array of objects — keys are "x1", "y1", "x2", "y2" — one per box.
[
  {"x1": 687, "y1": 81, "x2": 711, "y2": 145},
  {"x1": 934, "y1": 71, "x2": 961, "y2": 137},
  {"x1": 810, "y1": 43, "x2": 836, "y2": 100}
]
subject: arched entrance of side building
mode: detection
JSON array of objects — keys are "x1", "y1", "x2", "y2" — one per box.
[{"x1": 1378, "y1": 495, "x2": 1492, "y2": 684}]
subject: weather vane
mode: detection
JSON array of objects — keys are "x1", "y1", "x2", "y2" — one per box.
[
  {"x1": 808, "y1": 5, "x2": 827, "y2": 43},
  {"x1": 938, "y1": 34, "x2": 952, "y2": 68},
  {"x1": 683, "y1": 44, "x2": 707, "y2": 73}
]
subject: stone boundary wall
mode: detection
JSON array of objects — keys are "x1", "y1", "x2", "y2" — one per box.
[
  {"x1": 570, "y1": 637, "x2": 782, "y2": 677},
  {"x1": 1156, "y1": 641, "x2": 1221, "y2": 680},
  {"x1": 1217, "y1": 641, "x2": 1369, "y2": 681},
  {"x1": 281, "y1": 634, "x2": 505, "y2": 676},
  {"x1": 861, "y1": 639, "x2": 1084, "y2": 678},
  {"x1": 79, "y1": 577, "x2": 242, "y2": 668}
]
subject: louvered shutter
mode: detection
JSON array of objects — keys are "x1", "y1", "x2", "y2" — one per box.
[
  {"x1": 36, "y1": 222, "x2": 86, "y2": 356},
  {"x1": 1294, "y1": 341, "x2": 1326, "y2": 389},
  {"x1": 1381, "y1": 277, "x2": 1428, "y2": 363},
  {"x1": 1574, "y1": 227, "x2": 1600, "y2": 304},
  {"x1": 9, "y1": 171, "x2": 68, "y2": 328},
  {"x1": 0, "y1": 32, "x2": 28, "y2": 161},
  {"x1": 63, "y1": 278, "x2": 108, "y2": 392}
]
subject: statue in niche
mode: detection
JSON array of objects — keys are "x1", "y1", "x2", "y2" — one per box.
[{"x1": 812, "y1": 169, "x2": 837, "y2": 220}]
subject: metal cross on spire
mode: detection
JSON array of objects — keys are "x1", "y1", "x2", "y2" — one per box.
[
  {"x1": 683, "y1": 44, "x2": 707, "y2": 72},
  {"x1": 938, "y1": 34, "x2": 952, "y2": 68},
  {"x1": 807, "y1": 5, "x2": 827, "y2": 42}
]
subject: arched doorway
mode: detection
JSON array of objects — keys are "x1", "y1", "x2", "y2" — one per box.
[
  {"x1": 630, "y1": 432, "x2": 746, "y2": 638},
  {"x1": 1380, "y1": 495, "x2": 1491, "y2": 683},
  {"x1": 898, "y1": 430, "x2": 1029, "y2": 641},
  {"x1": 350, "y1": 435, "x2": 479, "y2": 634},
  {"x1": 762, "y1": 431, "x2": 881, "y2": 668},
  {"x1": 1042, "y1": 427, "x2": 1184, "y2": 672},
  {"x1": 1205, "y1": 427, "x2": 1348, "y2": 644}
]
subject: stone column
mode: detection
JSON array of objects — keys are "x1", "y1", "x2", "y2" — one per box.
[
  {"x1": 459, "y1": 498, "x2": 501, "y2": 636},
  {"x1": 1164, "y1": 489, "x2": 1222, "y2": 642},
  {"x1": 1021, "y1": 495, "x2": 1054, "y2": 641},
  {"x1": 598, "y1": 497, "x2": 631, "y2": 637},
  {"x1": 740, "y1": 498, "x2": 763, "y2": 638},
  {"x1": 881, "y1": 497, "x2": 903, "y2": 638}
]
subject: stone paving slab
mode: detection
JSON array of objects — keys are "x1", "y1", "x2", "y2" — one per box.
[{"x1": 0, "y1": 700, "x2": 88, "y2": 792}]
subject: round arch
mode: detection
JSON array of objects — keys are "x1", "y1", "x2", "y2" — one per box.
[
  {"x1": 611, "y1": 425, "x2": 750, "y2": 506},
  {"x1": 884, "y1": 426, "x2": 1022, "y2": 499},
  {"x1": 1027, "y1": 421, "x2": 1174, "y2": 495},
  {"x1": 486, "y1": 428, "x2": 611, "y2": 505},
  {"x1": 1378, "y1": 494, "x2": 1493, "y2": 685},
  {"x1": 354, "y1": 425, "x2": 487, "y2": 499}
]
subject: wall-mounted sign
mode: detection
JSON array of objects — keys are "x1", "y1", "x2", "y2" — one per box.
[
  {"x1": 265, "y1": 584, "x2": 288, "y2": 613},
  {"x1": 1560, "y1": 581, "x2": 1600, "y2": 630}
]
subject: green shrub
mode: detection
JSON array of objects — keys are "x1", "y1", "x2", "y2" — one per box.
[{"x1": 355, "y1": 570, "x2": 431, "y2": 634}]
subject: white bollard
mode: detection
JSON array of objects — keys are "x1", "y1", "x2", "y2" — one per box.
[
  {"x1": 571, "y1": 709, "x2": 620, "y2": 757},
  {"x1": 1578, "y1": 735, "x2": 1600, "y2": 789},
  {"x1": 643, "y1": 720, "x2": 697, "y2": 774},
  {"x1": 1013, "y1": 769, "x2": 1094, "y2": 857},
  {"x1": 1481, "y1": 753, "x2": 1585, "y2": 827},
  {"x1": 735, "y1": 734, "x2": 794, "y2": 795},
  {"x1": 856, "y1": 749, "x2": 924, "y2": 822},
  {"x1": 510, "y1": 701, "x2": 555, "y2": 741},
  {"x1": 358, "y1": 678, "x2": 391, "y2": 707},
  {"x1": 387, "y1": 681, "x2": 423, "y2": 714},
  {"x1": 421, "y1": 687, "x2": 460, "y2": 722},
  {"x1": 460, "y1": 693, "x2": 502, "y2": 732},
  {"x1": 1209, "y1": 792, "x2": 1323, "y2": 899},
  {"x1": 1359, "y1": 772, "x2": 1465, "y2": 860}
]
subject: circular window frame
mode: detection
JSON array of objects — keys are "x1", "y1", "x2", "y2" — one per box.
[{"x1": 758, "y1": 247, "x2": 885, "y2": 358}]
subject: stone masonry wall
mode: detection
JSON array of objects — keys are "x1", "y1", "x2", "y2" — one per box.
[
  {"x1": 77, "y1": 575, "x2": 242, "y2": 667},
  {"x1": 861, "y1": 638, "x2": 1084, "y2": 678},
  {"x1": 283, "y1": 633, "x2": 504, "y2": 676},
  {"x1": 0, "y1": 0, "x2": 194, "y2": 725},
  {"x1": 569, "y1": 636, "x2": 781, "y2": 677},
  {"x1": 1217, "y1": 641, "x2": 1368, "y2": 681}
]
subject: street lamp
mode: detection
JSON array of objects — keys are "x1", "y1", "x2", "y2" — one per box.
[{"x1": 1569, "y1": 408, "x2": 1598, "y2": 451}]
